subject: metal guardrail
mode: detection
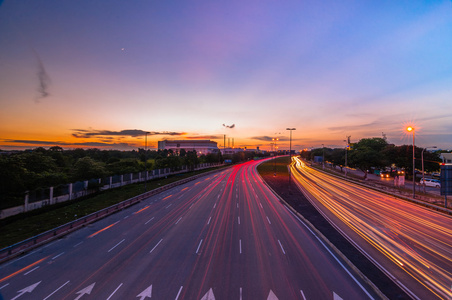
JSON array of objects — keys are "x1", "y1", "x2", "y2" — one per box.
[
  {"x1": 300, "y1": 163, "x2": 452, "y2": 215},
  {"x1": 0, "y1": 168, "x2": 224, "y2": 263}
]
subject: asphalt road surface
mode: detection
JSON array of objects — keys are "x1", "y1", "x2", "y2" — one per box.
[
  {"x1": 292, "y1": 157, "x2": 452, "y2": 300},
  {"x1": 0, "y1": 160, "x2": 377, "y2": 300}
]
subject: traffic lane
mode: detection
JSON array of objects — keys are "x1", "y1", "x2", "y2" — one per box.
[
  {"x1": 1, "y1": 162, "x2": 374, "y2": 300},
  {"x1": 0, "y1": 169, "x2": 232, "y2": 300},
  {"x1": 243, "y1": 164, "x2": 375, "y2": 299},
  {"x1": 293, "y1": 162, "x2": 451, "y2": 299}
]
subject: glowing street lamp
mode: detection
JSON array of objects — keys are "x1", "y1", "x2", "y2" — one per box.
[{"x1": 407, "y1": 126, "x2": 415, "y2": 198}]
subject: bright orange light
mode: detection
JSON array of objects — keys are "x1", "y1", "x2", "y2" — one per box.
[{"x1": 406, "y1": 126, "x2": 414, "y2": 132}]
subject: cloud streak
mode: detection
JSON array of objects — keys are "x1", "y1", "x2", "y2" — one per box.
[
  {"x1": 32, "y1": 48, "x2": 51, "y2": 102},
  {"x1": 71, "y1": 129, "x2": 186, "y2": 138}
]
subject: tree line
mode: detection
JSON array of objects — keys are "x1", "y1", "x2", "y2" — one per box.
[
  {"x1": 300, "y1": 138, "x2": 447, "y2": 179},
  {"x1": 0, "y1": 146, "x2": 267, "y2": 205}
]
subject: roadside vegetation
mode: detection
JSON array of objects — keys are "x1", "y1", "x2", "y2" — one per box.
[
  {"x1": 0, "y1": 167, "x2": 224, "y2": 249},
  {"x1": 300, "y1": 138, "x2": 446, "y2": 180},
  {"x1": 0, "y1": 147, "x2": 269, "y2": 209}
]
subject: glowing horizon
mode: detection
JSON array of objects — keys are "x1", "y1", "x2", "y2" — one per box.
[{"x1": 1, "y1": 1, "x2": 451, "y2": 151}]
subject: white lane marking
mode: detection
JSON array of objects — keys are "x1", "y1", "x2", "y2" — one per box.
[
  {"x1": 278, "y1": 240, "x2": 286, "y2": 255},
  {"x1": 74, "y1": 282, "x2": 95, "y2": 300},
  {"x1": 52, "y1": 252, "x2": 65, "y2": 260},
  {"x1": 238, "y1": 217, "x2": 240, "y2": 225},
  {"x1": 150, "y1": 239, "x2": 163, "y2": 253},
  {"x1": 287, "y1": 209, "x2": 375, "y2": 299},
  {"x1": 213, "y1": 203, "x2": 217, "y2": 208},
  {"x1": 145, "y1": 217, "x2": 155, "y2": 225},
  {"x1": 240, "y1": 287, "x2": 242, "y2": 300},
  {"x1": 196, "y1": 239, "x2": 203, "y2": 254},
  {"x1": 333, "y1": 292, "x2": 343, "y2": 300},
  {"x1": 217, "y1": 194, "x2": 220, "y2": 199},
  {"x1": 200, "y1": 288, "x2": 216, "y2": 300},
  {"x1": 189, "y1": 203, "x2": 194, "y2": 209},
  {"x1": 24, "y1": 266, "x2": 39, "y2": 275},
  {"x1": 43, "y1": 280, "x2": 70, "y2": 300},
  {"x1": 260, "y1": 202, "x2": 263, "y2": 208},
  {"x1": 267, "y1": 290, "x2": 278, "y2": 300},
  {"x1": 266, "y1": 216, "x2": 272, "y2": 224},
  {"x1": 107, "y1": 283, "x2": 123, "y2": 300},
  {"x1": 175, "y1": 217, "x2": 182, "y2": 224},
  {"x1": 237, "y1": 203, "x2": 239, "y2": 208},
  {"x1": 300, "y1": 290, "x2": 307, "y2": 300},
  {"x1": 165, "y1": 204, "x2": 172, "y2": 209},
  {"x1": 0, "y1": 283, "x2": 10, "y2": 290},
  {"x1": 239, "y1": 240, "x2": 242, "y2": 254},
  {"x1": 137, "y1": 284, "x2": 153, "y2": 299},
  {"x1": 175, "y1": 286, "x2": 183, "y2": 300},
  {"x1": 108, "y1": 239, "x2": 125, "y2": 253},
  {"x1": 207, "y1": 217, "x2": 212, "y2": 225},
  {"x1": 11, "y1": 281, "x2": 41, "y2": 300},
  {"x1": 425, "y1": 281, "x2": 450, "y2": 300},
  {"x1": 123, "y1": 215, "x2": 129, "y2": 219},
  {"x1": 73, "y1": 241, "x2": 84, "y2": 248}
]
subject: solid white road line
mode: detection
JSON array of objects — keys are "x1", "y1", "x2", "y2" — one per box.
[
  {"x1": 145, "y1": 217, "x2": 155, "y2": 225},
  {"x1": 73, "y1": 241, "x2": 84, "y2": 247},
  {"x1": 150, "y1": 239, "x2": 163, "y2": 253},
  {"x1": 278, "y1": 240, "x2": 286, "y2": 255},
  {"x1": 107, "y1": 283, "x2": 123, "y2": 300},
  {"x1": 43, "y1": 280, "x2": 70, "y2": 300},
  {"x1": 108, "y1": 239, "x2": 125, "y2": 253},
  {"x1": 0, "y1": 283, "x2": 10, "y2": 290},
  {"x1": 23, "y1": 266, "x2": 39, "y2": 275},
  {"x1": 196, "y1": 239, "x2": 203, "y2": 254},
  {"x1": 175, "y1": 286, "x2": 183, "y2": 300},
  {"x1": 52, "y1": 252, "x2": 65, "y2": 260}
]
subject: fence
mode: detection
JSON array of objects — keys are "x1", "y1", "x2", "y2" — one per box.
[
  {"x1": 0, "y1": 167, "x2": 224, "y2": 263},
  {"x1": 0, "y1": 163, "x2": 221, "y2": 219}
]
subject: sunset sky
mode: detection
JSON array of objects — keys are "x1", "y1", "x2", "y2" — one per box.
[{"x1": 1, "y1": 1, "x2": 452, "y2": 151}]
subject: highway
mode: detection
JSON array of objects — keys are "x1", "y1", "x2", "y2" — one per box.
[
  {"x1": 291, "y1": 157, "x2": 452, "y2": 300},
  {"x1": 0, "y1": 159, "x2": 376, "y2": 300}
]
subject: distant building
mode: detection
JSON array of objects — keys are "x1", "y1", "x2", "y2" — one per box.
[
  {"x1": 158, "y1": 140, "x2": 219, "y2": 155},
  {"x1": 440, "y1": 153, "x2": 452, "y2": 165}
]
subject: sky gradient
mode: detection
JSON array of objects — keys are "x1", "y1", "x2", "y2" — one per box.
[{"x1": 1, "y1": 0, "x2": 452, "y2": 151}]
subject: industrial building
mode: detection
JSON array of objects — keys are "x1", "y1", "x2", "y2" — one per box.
[{"x1": 158, "y1": 140, "x2": 219, "y2": 155}]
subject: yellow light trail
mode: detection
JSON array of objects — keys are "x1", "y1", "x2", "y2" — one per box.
[{"x1": 292, "y1": 157, "x2": 452, "y2": 299}]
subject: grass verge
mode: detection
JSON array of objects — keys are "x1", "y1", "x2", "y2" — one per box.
[{"x1": 0, "y1": 167, "x2": 223, "y2": 249}]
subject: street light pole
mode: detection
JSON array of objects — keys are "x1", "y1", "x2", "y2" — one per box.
[
  {"x1": 322, "y1": 143, "x2": 325, "y2": 170},
  {"x1": 286, "y1": 128, "x2": 296, "y2": 188},
  {"x1": 144, "y1": 131, "x2": 150, "y2": 193},
  {"x1": 422, "y1": 146, "x2": 437, "y2": 193},
  {"x1": 407, "y1": 126, "x2": 415, "y2": 198},
  {"x1": 272, "y1": 137, "x2": 279, "y2": 176}
]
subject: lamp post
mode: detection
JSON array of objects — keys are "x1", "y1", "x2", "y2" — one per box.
[
  {"x1": 422, "y1": 146, "x2": 437, "y2": 193},
  {"x1": 286, "y1": 128, "x2": 296, "y2": 187},
  {"x1": 407, "y1": 126, "x2": 415, "y2": 198},
  {"x1": 344, "y1": 137, "x2": 350, "y2": 177},
  {"x1": 272, "y1": 137, "x2": 279, "y2": 176},
  {"x1": 322, "y1": 143, "x2": 325, "y2": 170},
  {"x1": 144, "y1": 131, "x2": 150, "y2": 193}
]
